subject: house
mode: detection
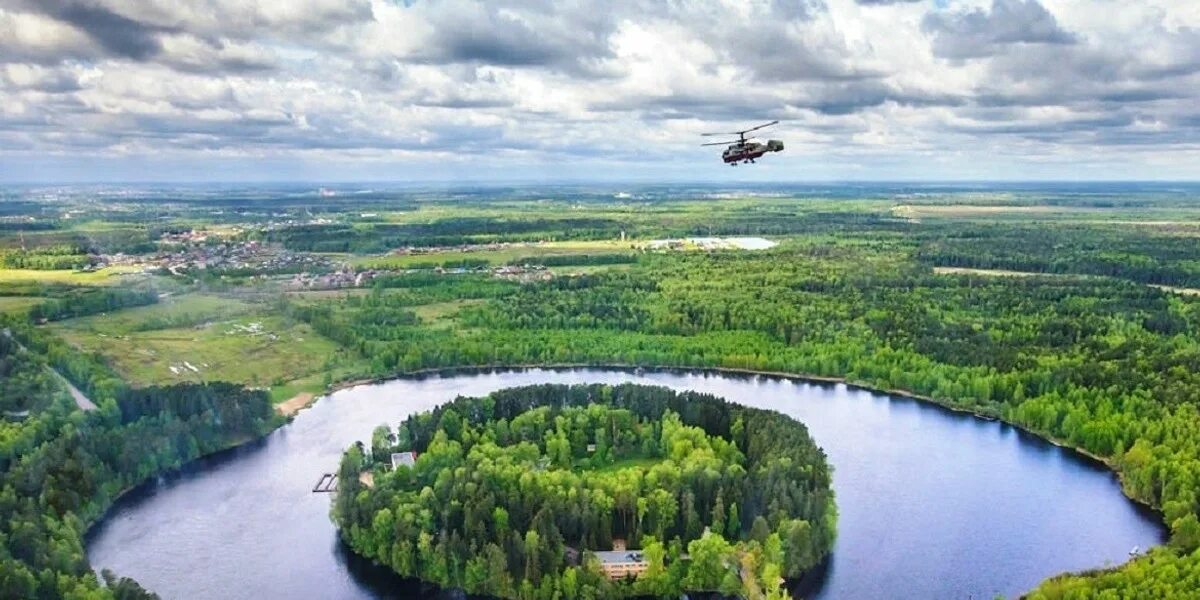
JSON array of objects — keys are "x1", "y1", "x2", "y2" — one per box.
[
  {"x1": 390, "y1": 451, "x2": 417, "y2": 470},
  {"x1": 590, "y1": 539, "x2": 648, "y2": 580},
  {"x1": 592, "y1": 550, "x2": 648, "y2": 580}
]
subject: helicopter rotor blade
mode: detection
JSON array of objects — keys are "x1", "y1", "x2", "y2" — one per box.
[
  {"x1": 701, "y1": 141, "x2": 738, "y2": 146},
  {"x1": 742, "y1": 120, "x2": 779, "y2": 134},
  {"x1": 700, "y1": 120, "x2": 779, "y2": 137}
]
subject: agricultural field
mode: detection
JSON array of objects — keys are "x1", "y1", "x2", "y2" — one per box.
[
  {"x1": 0, "y1": 266, "x2": 146, "y2": 286},
  {"x1": 346, "y1": 239, "x2": 637, "y2": 269}
]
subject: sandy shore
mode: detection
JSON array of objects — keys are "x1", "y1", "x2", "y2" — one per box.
[{"x1": 275, "y1": 392, "x2": 315, "y2": 417}]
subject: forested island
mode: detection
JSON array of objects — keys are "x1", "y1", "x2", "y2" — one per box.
[{"x1": 333, "y1": 383, "x2": 836, "y2": 599}]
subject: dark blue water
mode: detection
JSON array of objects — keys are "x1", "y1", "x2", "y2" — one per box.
[{"x1": 86, "y1": 369, "x2": 1164, "y2": 599}]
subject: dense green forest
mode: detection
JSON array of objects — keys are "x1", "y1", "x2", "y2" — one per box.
[
  {"x1": 288, "y1": 239, "x2": 1200, "y2": 597},
  {"x1": 0, "y1": 248, "x2": 93, "y2": 270},
  {"x1": 0, "y1": 331, "x2": 58, "y2": 414},
  {"x1": 334, "y1": 383, "x2": 835, "y2": 599},
  {"x1": 29, "y1": 288, "x2": 159, "y2": 323},
  {"x1": 0, "y1": 319, "x2": 279, "y2": 599},
  {"x1": 263, "y1": 218, "x2": 631, "y2": 252},
  {"x1": 3, "y1": 188, "x2": 1200, "y2": 597},
  {"x1": 916, "y1": 223, "x2": 1200, "y2": 287}
]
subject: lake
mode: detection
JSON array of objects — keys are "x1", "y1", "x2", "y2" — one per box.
[{"x1": 86, "y1": 368, "x2": 1164, "y2": 598}]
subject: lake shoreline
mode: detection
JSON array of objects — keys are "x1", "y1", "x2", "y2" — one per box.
[
  {"x1": 291, "y1": 362, "x2": 1164, "y2": 523},
  {"x1": 88, "y1": 365, "x2": 1168, "y2": 599}
]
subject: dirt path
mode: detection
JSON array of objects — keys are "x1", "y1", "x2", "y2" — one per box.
[
  {"x1": 52, "y1": 370, "x2": 98, "y2": 411},
  {"x1": 1149, "y1": 284, "x2": 1200, "y2": 296},
  {"x1": 3, "y1": 328, "x2": 96, "y2": 411},
  {"x1": 933, "y1": 267, "x2": 1200, "y2": 297},
  {"x1": 275, "y1": 392, "x2": 315, "y2": 417},
  {"x1": 932, "y1": 267, "x2": 1049, "y2": 278}
]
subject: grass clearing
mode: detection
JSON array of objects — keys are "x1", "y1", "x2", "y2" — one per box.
[
  {"x1": 52, "y1": 293, "x2": 257, "y2": 334},
  {"x1": 1149, "y1": 284, "x2": 1200, "y2": 297},
  {"x1": 412, "y1": 299, "x2": 484, "y2": 328},
  {"x1": 933, "y1": 267, "x2": 1200, "y2": 297},
  {"x1": 284, "y1": 288, "x2": 372, "y2": 302},
  {"x1": 932, "y1": 267, "x2": 1049, "y2": 278},
  {"x1": 349, "y1": 240, "x2": 635, "y2": 269},
  {"x1": 584, "y1": 457, "x2": 661, "y2": 474},
  {"x1": 51, "y1": 311, "x2": 357, "y2": 392},
  {"x1": 0, "y1": 296, "x2": 43, "y2": 314},
  {"x1": 0, "y1": 266, "x2": 146, "y2": 286}
]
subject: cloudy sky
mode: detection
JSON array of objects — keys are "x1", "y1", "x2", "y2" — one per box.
[{"x1": 1, "y1": 0, "x2": 1198, "y2": 182}]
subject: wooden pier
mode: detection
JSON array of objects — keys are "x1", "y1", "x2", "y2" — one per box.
[{"x1": 312, "y1": 473, "x2": 338, "y2": 493}]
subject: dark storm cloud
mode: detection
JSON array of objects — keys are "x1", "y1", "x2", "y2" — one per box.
[
  {"x1": 28, "y1": 0, "x2": 175, "y2": 60},
  {"x1": 590, "y1": 78, "x2": 961, "y2": 121},
  {"x1": 922, "y1": 0, "x2": 1077, "y2": 60},
  {"x1": 414, "y1": 97, "x2": 514, "y2": 110},
  {"x1": 737, "y1": 27, "x2": 886, "y2": 82},
  {"x1": 159, "y1": 40, "x2": 279, "y2": 76},
  {"x1": 769, "y1": 0, "x2": 826, "y2": 21},
  {"x1": 952, "y1": 113, "x2": 1134, "y2": 135},
  {"x1": 408, "y1": 1, "x2": 620, "y2": 77},
  {"x1": 588, "y1": 89, "x2": 791, "y2": 122}
]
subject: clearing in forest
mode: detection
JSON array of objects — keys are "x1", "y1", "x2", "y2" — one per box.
[{"x1": 49, "y1": 294, "x2": 354, "y2": 392}]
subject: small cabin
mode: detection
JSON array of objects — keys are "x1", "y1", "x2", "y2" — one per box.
[{"x1": 390, "y1": 451, "x2": 417, "y2": 470}]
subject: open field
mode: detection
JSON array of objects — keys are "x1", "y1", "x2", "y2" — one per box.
[
  {"x1": 51, "y1": 305, "x2": 353, "y2": 391},
  {"x1": 1147, "y1": 284, "x2": 1200, "y2": 296},
  {"x1": 283, "y1": 288, "x2": 372, "y2": 302},
  {"x1": 50, "y1": 293, "x2": 258, "y2": 333},
  {"x1": 0, "y1": 266, "x2": 146, "y2": 286},
  {"x1": 932, "y1": 266, "x2": 1059, "y2": 278},
  {"x1": 411, "y1": 299, "x2": 485, "y2": 328},
  {"x1": 894, "y1": 203, "x2": 1200, "y2": 226},
  {"x1": 347, "y1": 240, "x2": 636, "y2": 269},
  {"x1": 0, "y1": 296, "x2": 43, "y2": 313},
  {"x1": 933, "y1": 266, "x2": 1200, "y2": 297}
]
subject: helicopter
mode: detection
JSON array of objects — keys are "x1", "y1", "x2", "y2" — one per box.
[{"x1": 701, "y1": 120, "x2": 784, "y2": 165}]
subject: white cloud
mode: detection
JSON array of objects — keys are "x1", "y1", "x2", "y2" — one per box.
[{"x1": 0, "y1": 0, "x2": 1196, "y2": 181}]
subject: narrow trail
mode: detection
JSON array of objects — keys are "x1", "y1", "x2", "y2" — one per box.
[
  {"x1": 51, "y1": 370, "x2": 98, "y2": 411},
  {"x1": 3, "y1": 328, "x2": 97, "y2": 411}
]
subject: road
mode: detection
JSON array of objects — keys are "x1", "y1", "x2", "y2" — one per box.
[
  {"x1": 50, "y1": 370, "x2": 98, "y2": 411},
  {"x1": 3, "y1": 328, "x2": 97, "y2": 411}
]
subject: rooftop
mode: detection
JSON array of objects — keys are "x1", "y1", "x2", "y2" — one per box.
[
  {"x1": 592, "y1": 550, "x2": 644, "y2": 565},
  {"x1": 391, "y1": 451, "x2": 416, "y2": 469}
]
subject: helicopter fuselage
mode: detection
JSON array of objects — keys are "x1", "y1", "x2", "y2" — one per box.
[{"x1": 722, "y1": 139, "x2": 784, "y2": 164}]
